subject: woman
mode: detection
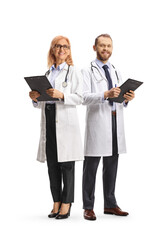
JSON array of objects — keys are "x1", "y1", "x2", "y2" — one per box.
[{"x1": 29, "y1": 36, "x2": 83, "y2": 219}]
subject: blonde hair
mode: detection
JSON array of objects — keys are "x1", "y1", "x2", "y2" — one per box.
[{"x1": 47, "y1": 35, "x2": 73, "y2": 68}]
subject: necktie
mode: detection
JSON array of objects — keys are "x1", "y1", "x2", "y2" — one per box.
[{"x1": 102, "y1": 65, "x2": 113, "y2": 105}]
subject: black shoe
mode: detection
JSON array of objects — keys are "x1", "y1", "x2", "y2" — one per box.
[
  {"x1": 55, "y1": 204, "x2": 71, "y2": 220},
  {"x1": 48, "y1": 210, "x2": 59, "y2": 218},
  {"x1": 48, "y1": 202, "x2": 61, "y2": 218}
]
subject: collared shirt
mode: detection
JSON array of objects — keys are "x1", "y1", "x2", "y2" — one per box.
[
  {"x1": 95, "y1": 58, "x2": 111, "y2": 75},
  {"x1": 95, "y1": 58, "x2": 116, "y2": 110},
  {"x1": 46, "y1": 62, "x2": 66, "y2": 104},
  {"x1": 95, "y1": 59, "x2": 128, "y2": 109},
  {"x1": 49, "y1": 62, "x2": 66, "y2": 88}
]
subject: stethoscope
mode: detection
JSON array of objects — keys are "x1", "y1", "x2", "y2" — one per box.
[
  {"x1": 90, "y1": 61, "x2": 120, "y2": 83},
  {"x1": 45, "y1": 65, "x2": 70, "y2": 88}
]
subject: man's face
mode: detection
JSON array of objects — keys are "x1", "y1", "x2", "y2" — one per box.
[{"x1": 93, "y1": 36, "x2": 113, "y2": 62}]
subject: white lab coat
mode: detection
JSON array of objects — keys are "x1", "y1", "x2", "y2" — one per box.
[
  {"x1": 34, "y1": 64, "x2": 84, "y2": 163},
  {"x1": 82, "y1": 60, "x2": 126, "y2": 156}
]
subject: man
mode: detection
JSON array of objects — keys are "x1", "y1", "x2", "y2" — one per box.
[{"x1": 82, "y1": 34, "x2": 135, "y2": 220}]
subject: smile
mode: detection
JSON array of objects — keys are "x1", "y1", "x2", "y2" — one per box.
[{"x1": 102, "y1": 51, "x2": 109, "y2": 54}]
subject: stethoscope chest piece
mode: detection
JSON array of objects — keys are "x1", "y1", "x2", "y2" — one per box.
[
  {"x1": 62, "y1": 65, "x2": 70, "y2": 88},
  {"x1": 62, "y1": 81, "x2": 67, "y2": 87},
  {"x1": 45, "y1": 65, "x2": 70, "y2": 88}
]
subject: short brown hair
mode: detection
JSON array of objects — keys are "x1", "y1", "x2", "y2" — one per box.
[
  {"x1": 95, "y1": 34, "x2": 112, "y2": 46},
  {"x1": 47, "y1": 35, "x2": 73, "y2": 68}
]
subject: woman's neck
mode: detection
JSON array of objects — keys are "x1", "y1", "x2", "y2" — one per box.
[{"x1": 55, "y1": 60, "x2": 65, "y2": 69}]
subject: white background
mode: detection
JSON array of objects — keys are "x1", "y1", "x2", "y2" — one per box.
[{"x1": 0, "y1": 0, "x2": 160, "y2": 239}]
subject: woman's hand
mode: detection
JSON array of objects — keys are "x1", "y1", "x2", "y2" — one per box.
[
  {"x1": 124, "y1": 90, "x2": 135, "y2": 103},
  {"x1": 46, "y1": 88, "x2": 64, "y2": 99},
  {"x1": 29, "y1": 91, "x2": 40, "y2": 102}
]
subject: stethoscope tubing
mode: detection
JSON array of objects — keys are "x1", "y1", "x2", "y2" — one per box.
[
  {"x1": 90, "y1": 62, "x2": 119, "y2": 83},
  {"x1": 45, "y1": 65, "x2": 70, "y2": 88}
]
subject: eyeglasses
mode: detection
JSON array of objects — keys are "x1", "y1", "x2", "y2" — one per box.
[{"x1": 54, "y1": 44, "x2": 70, "y2": 50}]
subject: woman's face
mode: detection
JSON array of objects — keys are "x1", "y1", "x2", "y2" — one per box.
[{"x1": 53, "y1": 38, "x2": 70, "y2": 63}]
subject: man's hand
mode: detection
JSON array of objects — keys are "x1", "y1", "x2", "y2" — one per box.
[
  {"x1": 46, "y1": 88, "x2": 64, "y2": 99},
  {"x1": 104, "y1": 87, "x2": 121, "y2": 99},
  {"x1": 124, "y1": 90, "x2": 135, "y2": 103},
  {"x1": 29, "y1": 91, "x2": 40, "y2": 102}
]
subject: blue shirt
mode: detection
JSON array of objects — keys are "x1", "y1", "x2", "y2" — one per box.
[
  {"x1": 46, "y1": 62, "x2": 66, "y2": 104},
  {"x1": 49, "y1": 62, "x2": 66, "y2": 88},
  {"x1": 95, "y1": 58, "x2": 111, "y2": 75},
  {"x1": 95, "y1": 58, "x2": 116, "y2": 110}
]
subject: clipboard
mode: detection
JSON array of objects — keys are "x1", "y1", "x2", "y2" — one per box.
[
  {"x1": 108, "y1": 78, "x2": 143, "y2": 103},
  {"x1": 24, "y1": 75, "x2": 59, "y2": 101}
]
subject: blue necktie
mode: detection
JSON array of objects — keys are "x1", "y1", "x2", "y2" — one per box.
[{"x1": 102, "y1": 65, "x2": 113, "y2": 105}]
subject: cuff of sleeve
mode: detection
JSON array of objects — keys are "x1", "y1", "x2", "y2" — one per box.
[
  {"x1": 123, "y1": 101, "x2": 128, "y2": 107},
  {"x1": 59, "y1": 98, "x2": 64, "y2": 102},
  {"x1": 32, "y1": 100, "x2": 38, "y2": 106},
  {"x1": 102, "y1": 92, "x2": 109, "y2": 103}
]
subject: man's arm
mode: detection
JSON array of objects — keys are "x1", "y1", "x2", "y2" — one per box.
[{"x1": 82, "y1": 68, "x2": 106, "y2": 105}]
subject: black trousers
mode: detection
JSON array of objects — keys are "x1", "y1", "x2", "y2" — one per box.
[
  {"x1": 45, "y1": 104, "x2": 75, "y2": 203},
  {"x1": 82, "y1": 113, "x2": 119, "y2": 209}
]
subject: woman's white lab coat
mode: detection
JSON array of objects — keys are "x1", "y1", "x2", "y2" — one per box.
[
  {"x1": 34, "y1": 64, "x2": 84, "y2": 163},
  {"x1": 82, "y1": 60, "x2": 126, "y2": 156}
]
